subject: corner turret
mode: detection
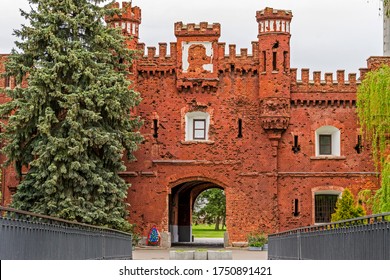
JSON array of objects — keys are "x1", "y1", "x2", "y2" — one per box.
[
  {"x1": 257, "y1": 7, "x2": 293, "y2": 147},
  {"x1": 105, "y1": 2, "x2": 142, "y2": 49}
]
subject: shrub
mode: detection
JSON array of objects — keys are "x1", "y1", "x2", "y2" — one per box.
[
  {"x1": 247, "y1": 231, "x2": 268, "y2": 247},
  {"x1": 331, "y1": 189, "x2": 366, "y2": 223}
]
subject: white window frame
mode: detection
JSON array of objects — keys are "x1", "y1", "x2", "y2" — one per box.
[
  {"x1": 185, "y1": 112, "x2": 210, "y2": 141},
  {"x1": 315, "y1": 126, "x2": 340, "y2": 157}
]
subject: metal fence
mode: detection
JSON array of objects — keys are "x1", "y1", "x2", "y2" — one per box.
[
  {"x1": 268, "y1": 212, "x2": 390, "y2": 260},
  {"x1": 0, "y1": 206, "x2": 132, "y2": 260}
]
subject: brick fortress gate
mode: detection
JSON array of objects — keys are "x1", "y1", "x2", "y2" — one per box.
[{"x1": 1, "y1": 2, "x2": 389, "y2": 245}]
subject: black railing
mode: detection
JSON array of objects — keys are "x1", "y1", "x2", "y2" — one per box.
[
  {"x1": 0, "y1": 207, "x2": 132, "y2": 260},
  {"x1": 268, "y1": 212, "x2": 390, "y2": 260}
]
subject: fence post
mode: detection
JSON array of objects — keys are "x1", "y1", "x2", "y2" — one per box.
[
  {"x1": 101, "y1": 230, "x2": 105, "y2": 259},
  {"x1": 297, "y1": 230, "x2": 301, "y2": 260}
]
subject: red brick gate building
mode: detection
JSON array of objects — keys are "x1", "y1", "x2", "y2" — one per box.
[{"x1": 1, "y1": 2, "x2": 388, "y2": 245}]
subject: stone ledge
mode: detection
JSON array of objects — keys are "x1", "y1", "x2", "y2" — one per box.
[
  {"x1": 310, "y1": 156, "x2": 346, "y2": 160},
  {"x1": 140, "y1": 171, "x2": 157, "y2": 177},
  {"x1": 152, "y1": 159, "x2": 241, "y2": 166},
  {"x1": 181, "y1": 140, "x2": 215, "y2": 145},
  {"x1": 231, "y1": 242, "x2": 248, "y2": 247},
  {"x1": 278, "y1": 172, "x2": 379, "y2": 177}
]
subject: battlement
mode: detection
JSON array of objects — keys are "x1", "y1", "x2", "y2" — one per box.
[
  {"x1": 289, "y1": 69, "x2": 363, "y2": 108},
  {"x1": 217, "y1": 42, "x2": 259, "y2": 74},
  {"x1": 135, "y1": 41, "x2": 261, "y2": 75},
  {"x1": 136, "y1": 42, "x2": 177, "y2": 59},
  {"x1": 136, "y1": 41, "x2": 260, "y2": 59},
  {"x1": 366, "y1": 56, "x2": 390, "y2": 70},
  {"x1": 175, "y1": 22, "x2": 221, "y2": 37},
  {"x1": 216, "y1": 42, "x2": 259, "y2": 59},
  {"x1": 257, "y1": 7, "x2": 293, "y2": 20},
  {"x1": 256, "y1": 7, "x2": 292, "y2": 34},
  {"x1": 290, "y1": 68, "x2": 364, "y2": 95}
]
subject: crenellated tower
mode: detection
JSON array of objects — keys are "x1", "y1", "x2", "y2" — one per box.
[
  {"x1": 105, "y1": 1, "x2": 142, "y2": 49},
  {"x1": 257, "y1": 8, "x2": 292, "y2": 147}
]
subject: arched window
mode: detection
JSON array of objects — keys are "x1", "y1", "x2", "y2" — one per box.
[
  {"x1": 185, "y1": 112, "x2": 210, "y2": 141},
  {"x1": 315, "y1": 126, "x2": 341, "y2": 156}
]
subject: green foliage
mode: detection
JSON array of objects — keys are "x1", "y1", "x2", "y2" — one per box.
[
  {"x1": 358, "y1": 188, "x2": 381, "y2": 214},
  {"x1": 247, "y1": 231, "x2": 268, "y2": 247},
  {"x1": 331, "y1": 189, "x2": 366, "y2": 222},
  {"x1": 193, "y1": 188, "x2": 226, "y2": 230},
  {"x1": 357, "y1": 64, "x2": 390, "y2": 213},
  {"x1": 192, "y1": 224, "x2": 226, "y2": 238},
  {"x1": 385, "y1": 0, "x2": 390, "y2": 16},
  {"x1": 379, "y1": 161, "x2": 390, "y2": 212},
  {"x1": 0, "y1": 0, "x2": 142, "y2": 230}
]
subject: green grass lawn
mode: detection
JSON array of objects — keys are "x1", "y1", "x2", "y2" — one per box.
[{"x1": 192, "y1": 224, "x2": 226, "y2": 238}]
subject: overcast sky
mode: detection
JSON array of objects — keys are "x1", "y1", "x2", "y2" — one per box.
[{"x1": 0, "y1": 0, "x2": 385, "y2": 75}]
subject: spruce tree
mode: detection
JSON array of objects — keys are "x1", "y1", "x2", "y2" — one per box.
[{"x1": 0, "y1": 0, "x2": 142, "y2": 230}]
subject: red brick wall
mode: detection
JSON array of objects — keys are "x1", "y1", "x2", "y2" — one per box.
[
  {"x1": 121, "y1": 4, "x2": 382, "y2": 244},
  {"x1": 0, "y1": 3, "x2": 386, "y2": 245}
]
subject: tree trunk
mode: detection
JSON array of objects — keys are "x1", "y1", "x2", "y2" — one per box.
[
  {"x1": 215, "y1": 216, "x2": 220, "y2": 230},
  {"x1": 221, "y1": 215, "x2": 226, "y2": 230}
]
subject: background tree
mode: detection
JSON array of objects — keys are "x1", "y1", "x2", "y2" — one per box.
[
  {"x1": 0, "y1": 0, "x2": 142, "y2": 230},
  {"x1": 193, "y1": 189, "x2": 226, "y2": 230},
  {"x1": 384, "y1": 0, "x2": 390, "y2": 55},
  {"x1": 384, "y1": 0, "x2": 390, "y2": 15},
  {"x1": 331, "y1": 189, "x2": 366, "y2": 222},
  {"x1": 357, "y1": 65, "x2": 390, "y2": 213}
]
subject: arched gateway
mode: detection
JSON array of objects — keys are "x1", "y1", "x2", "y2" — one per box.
[{"x1": 169, "y1": 178, "x2": 226, "y2": 243}]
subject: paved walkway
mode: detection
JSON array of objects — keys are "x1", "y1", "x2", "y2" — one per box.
[
  {"x1": 171, "y1": 237, "x2": 224, "y2": 248},
  {"x1": 133, "y1": 245, "x2": 267, "y2": 260},
  {"x1": 133, "y1": 238, "x2": 268, "y2": 260},
  {"x1": 133, "y1": 247, "x2": 267, "y2": 260}
]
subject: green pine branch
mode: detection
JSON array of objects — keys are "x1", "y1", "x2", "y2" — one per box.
[{"x1": 0, "y1": 0, "x2": 143, "y2": 231}]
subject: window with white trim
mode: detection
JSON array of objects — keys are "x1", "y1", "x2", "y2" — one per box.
[
  {"x1": 185, "y1": 112, "x2": 210, "y2": 141},
  {"x1": 315, "y1": 126, "x2": 340, "y2": 156}
]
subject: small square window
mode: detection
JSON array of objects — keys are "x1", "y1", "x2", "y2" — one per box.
[
  {"x1": 319, "y1": 135, "x2": 332, "y2": 155},
  {"x1": 193, "y1": 119, "x2": 206, "y2": 140}
]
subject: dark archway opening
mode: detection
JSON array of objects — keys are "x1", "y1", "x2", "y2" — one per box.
[{"x1": 169, "y1": 180, "x2": 226, "y2": 247}]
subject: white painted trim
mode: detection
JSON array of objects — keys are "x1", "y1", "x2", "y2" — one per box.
[
  {"x1": 315, "y1": 126, "x2": 341, "y2": 156},
  {"x1": 185, "y1": 112, "x2": 210, "y2": 141}
]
